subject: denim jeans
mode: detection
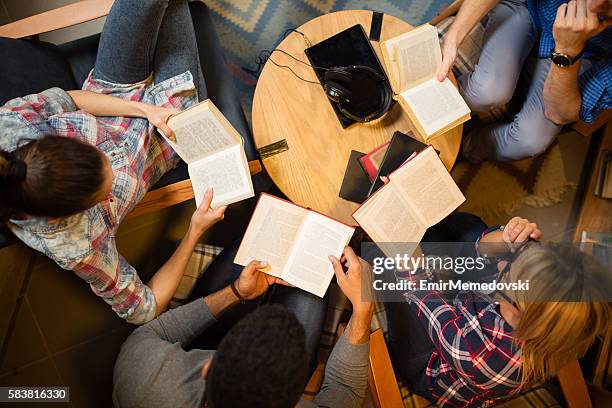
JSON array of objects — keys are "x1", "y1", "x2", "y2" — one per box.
[
  {"x1": 385, "y1": 213, "x2": 488, "y2": 397},
  {"x1": 459, "y1": 0, "x2": 563, "y2": 161},
  {"x1": 93, "y1": 0, "x2": 207, "y2": 100},
  {"x1": 186, "y1": 244, "x2": 328, "y2": 376}
]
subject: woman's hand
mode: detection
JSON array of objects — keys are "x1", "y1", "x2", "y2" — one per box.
[
  {"x1": 379, "y1": 152, "x2": 417, "y2": 184},
  {"x1": 142, "y1": 104, "x2": 180, "y2": 141},
  {"x1": 189, "y1": 188, "x2": 227, "y2": 237},
  {"x1": 503, "y1": 216, "x2": 542, "y2": 251},
  {"x1": 234, "y1": 260, "x2": 292, "y2": 300},
  {"x1": 437, "y1": 36, "x2": 458, "y2": 82}
]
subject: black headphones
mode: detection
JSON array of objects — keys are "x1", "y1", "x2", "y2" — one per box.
[{"x1": 323, "y1": 65, "x2": 393, "y2": 123}]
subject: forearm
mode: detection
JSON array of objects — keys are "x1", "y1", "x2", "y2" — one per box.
[
  {"x1": 67, "y1": 90, "x2": 150, "y2": 118},
  {"x1": 204, "y1": 285, "x2": 240, "y2": 318},
  {"x1": 477, "y1": 230, "x2": 510, "y2": 257},
  {"x1": 148, "y1": 227, "x2": 202, "y2": 316},
  {"x1": 344, "y1": 306, "x2": 374, "y2": 345},
  {"x1": 543, "y1": 64, "x2": 582, "y2": 124},
  {"x1": 445, "y1": 0, "x2": 500, "y2": 45}
]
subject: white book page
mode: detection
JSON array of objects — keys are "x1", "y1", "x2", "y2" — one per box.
[
  {"x1": 282, "y1": 212, "x2": 354, "y2": 297},
  {"x1": 234, "y1": 195, "x2": 308, "y2": 278},
  {"x1": 387, "y1": 24, "x2": 440, "y2": 91},
  {"x1": 354, "y1": 183, "x2": 427, "y2": 244},
  {"x1": 399, "y1": 78, "x2": 470, "y2": 136},
  {"x1": 166, "y1": 101, "x2": 237, "y2": 163},
  {"x1": 188, "y1": 144, "x2": 254, "y2": 208},
  {"x1": 390, "y1": 147, "x2": 465, "y2": 227}
]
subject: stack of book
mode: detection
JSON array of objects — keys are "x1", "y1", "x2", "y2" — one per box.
[{"x1": 594, "y1": 149, "x2": 612, "y2": 200}]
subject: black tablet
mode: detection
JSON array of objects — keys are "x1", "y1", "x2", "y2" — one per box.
[{"x1": 305, "y1": 24, "x2": 388, "y2": 128}]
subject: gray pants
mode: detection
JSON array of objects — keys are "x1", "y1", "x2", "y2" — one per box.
[{"x1": 460, "y1": 0, "x2": 563, "y2": 162}]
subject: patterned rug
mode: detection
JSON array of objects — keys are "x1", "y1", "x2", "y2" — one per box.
[
  {"x1": 207, "y1": 0, "x2": 452, "y2": 116},
  {"x1": 451, "y1": 140, "x2": 576, "y2": 225}
]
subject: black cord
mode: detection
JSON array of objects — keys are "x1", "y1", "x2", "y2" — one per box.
[{"x1": 243, "y1": 27, "x2": 330, "y2": 84}]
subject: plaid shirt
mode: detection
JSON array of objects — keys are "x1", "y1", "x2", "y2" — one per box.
[
  {"x1": 527, "y1": 0, "x2": 611, "y2": 123},
  {"x1": 399, "y1": 268, "x2": 521, "y2": 407},
  {"x1": 2, "y1": 72, "x2": 198, "y2": 324}
]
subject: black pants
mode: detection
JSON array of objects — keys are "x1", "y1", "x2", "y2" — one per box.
[
  {"x1": 186, "y1": 243, "x2": 328, "y2": 376},
  {"x1": 385, "y1": 213, "x2": 488, "y2": 397}
]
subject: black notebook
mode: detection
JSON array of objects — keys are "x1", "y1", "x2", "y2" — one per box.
[
  {"x1": 305, "y1": 24, "x2": 388, "y2": 128},
  {"x1": 339, "y1": 131, "x2": 428, "y2": 204}
]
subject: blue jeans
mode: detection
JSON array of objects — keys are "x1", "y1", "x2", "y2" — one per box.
[
  {"x1": 459, "y1": 0, "x2": 563, "y2": 162},
  {"x1": 93, "y1": 0, "x2": 207, "y2": 99},
  {"x1": 385, "y1": 213, "x2": 488, "y2": 398},
  {"x1": 187, "y1": 244, "x2": 328, "y2": 376}
]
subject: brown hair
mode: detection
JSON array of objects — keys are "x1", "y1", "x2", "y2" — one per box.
[
  {"x1": 0, "y1": 135, "x2": 107, "y2": 220},
  {"x1": 509, "y1": 243, "x2": 612, "y2": 387}
]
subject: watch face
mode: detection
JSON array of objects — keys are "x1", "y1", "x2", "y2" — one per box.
[{"x1": 552, "y1": 53, "x2": 572, "y2": 67}]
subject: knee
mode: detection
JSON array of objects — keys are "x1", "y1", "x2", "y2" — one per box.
[
  {"x1": 503, "y1": 121, "x2": 560, "y2": 160},
  {"x1": 461, "y1": 74, "x2": 516, "y2": 112}
]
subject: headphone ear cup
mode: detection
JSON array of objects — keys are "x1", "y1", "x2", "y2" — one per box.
[{"x1": 324, "y1": 81, "x2": 351, "y2": 103}]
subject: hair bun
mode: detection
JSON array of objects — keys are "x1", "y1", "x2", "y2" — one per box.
[{"x1": 3, "y1": 158, "x2": 27, "y2": 183}]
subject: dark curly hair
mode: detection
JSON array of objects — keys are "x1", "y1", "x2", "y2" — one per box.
[{"x1": 206, "y1": 304, "x2": 308, "y2": 408}]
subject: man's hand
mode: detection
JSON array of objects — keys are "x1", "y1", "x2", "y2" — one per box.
[
  {"x1": 503, "y1": 216, "x2": 542, "y2": 252},
  {"x1": 143, "y1": 104, "x2": 180, "y2": 142},
  {"x1": 553, "y1": 0, "x2": 611, "y2": 57},
  {"x1": 189, "y1": 188, "x2": 227, "y2": 237},
  {"x1": 438, "y1": 36, "x2": 459, "y2": 82},
  {"x1": 234, "y1": 260, "x2": 292, "y2": 300},
  {"x1": 329, "y1": 247, "x2": 373, "y2": 315}
]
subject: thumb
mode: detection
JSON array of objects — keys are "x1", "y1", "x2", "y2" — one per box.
[
  {"x1": 242, "y1": 260, "x2": 268, "y2": 277},
  {"x1": 199, "y1": 187, "x2": 214, "y2": 209},
  {"x1": 328, "y1": 255, "x2": 346, "y2": 282},
  {"x1": 437, "y1": 57, "x2": 451, "y2": 82}
]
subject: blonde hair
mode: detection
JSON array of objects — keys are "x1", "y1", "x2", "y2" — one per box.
[{"x1": 509, "y1": 243, "x2": 611, "y2": 387}]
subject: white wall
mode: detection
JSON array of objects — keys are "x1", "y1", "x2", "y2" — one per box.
[{"x1": 0, "y1": 0, "x2": 105, "y2": 43}]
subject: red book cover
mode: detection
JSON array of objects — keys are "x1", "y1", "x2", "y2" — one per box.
[{"x1": 359, "y1": 141, "x2": 390, "y2": 181}]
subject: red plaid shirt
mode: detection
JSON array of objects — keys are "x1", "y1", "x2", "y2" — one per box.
[
  {"x1": 400, "y1": 269, "x2": 522, "y2": 407},
  {"x1": 3, "y1": 72, "x2": 198, "y2": 324}
]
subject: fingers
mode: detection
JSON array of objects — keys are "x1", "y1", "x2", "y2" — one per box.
[
  {"x1": 272, "y1": 278, "x2": 295, "y2": 288},
  {"x1": 343, "y1": 247, "x2": 360, "y2": 268},
  {"x1": 567, "y1": 0, "x2": 577, "y2": 23},
  {"x1": 556, "y1": 3, "x2": 568, "y2": 23},
  {"x1": 379, "y1": 175, "x2": 390, "y2": 184},
  {"x1": 437, "y1": 56, "x2": 452, "y2": 82},
  {"x1": 157, "y1": 122, "x2": 176, "y2": 142},
  {"x1": 199, "y1": 187, "x2": 214, "y2": 209},
  {"x1": 530, "y1": 228, "x2": 543, "y2": 240},
  {"x1": 515, "y1": 222, "x2": 537, "y2": 243},
  {"x1": 328, "y1": 255, "x2": 346, "y2": 282},
  {"x1": 212, "y1": 205, "x2": 228, "y2": 217}
]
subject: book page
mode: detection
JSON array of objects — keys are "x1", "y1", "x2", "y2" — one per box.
[
  {"x1": 387, "y1": 25, "x2": 440, "y2": 91},
  {"x1": 390, "y1": 147, "x2": 465, "y2": 227},
  {"x1": 282, "y1": 212, "x2": 354, "y2": 297},
  {"x1": 354, "y1": 183, "x2": 427, "y2": 244},
  {"x1": 188, "y1": 144, "x2": 254, "y2": 208},
  {"x1": 166, "y1": 101, "x2": 237, "y2": 163},
  {"x1": 234, "y1": 195, "x2": 308, "y2": 278},
  {"x1": 399, "y1": 78, "x2": 470, "y2": 136}
]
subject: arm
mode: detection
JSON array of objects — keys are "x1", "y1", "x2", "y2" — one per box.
[
  {"x1": 544, "y1": 0, "x2": 611, "y2": 124},
  {"x1": 437, "y1": 0, "x2": 501, "y2": 81},
  {"x1": 148, "y1": 188, "x2": 227, "y2": 316},
  {"x1": 314, "y1": 248, "x2": 373, "y2": 407},
  {"x1": 66, "y1": 90, "x2": 178, "y2": 139}
]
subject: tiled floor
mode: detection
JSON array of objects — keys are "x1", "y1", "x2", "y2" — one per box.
[{"x1": 0, "y1": 130, "x2": 592, "y2": 407}]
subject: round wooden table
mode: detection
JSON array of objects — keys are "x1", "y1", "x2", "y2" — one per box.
[{"x1": 252, "y1": 10, "x2": 462, "y2": 225}]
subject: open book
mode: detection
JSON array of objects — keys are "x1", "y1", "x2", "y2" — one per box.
[
  {"x1": 353, "y1": 146, "x2": 465, "y2": 247},
  {"x1": 380, "y1": 24, "x2": 471, "y2": 140},
  {"x1": 165, "y1": 100, "x2": 254, "y2": 208},
  {"x1": 235, "y1": 194, "x2": 355, "y2": 297}
]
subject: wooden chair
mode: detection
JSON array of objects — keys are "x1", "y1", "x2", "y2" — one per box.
[{"x1": 0, "y1": 0, "x2": 263, "y2": 225}]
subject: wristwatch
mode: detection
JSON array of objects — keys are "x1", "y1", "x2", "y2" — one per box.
[{"x1": 550, "y1": 48, "x2": 583, "y2": 68}]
